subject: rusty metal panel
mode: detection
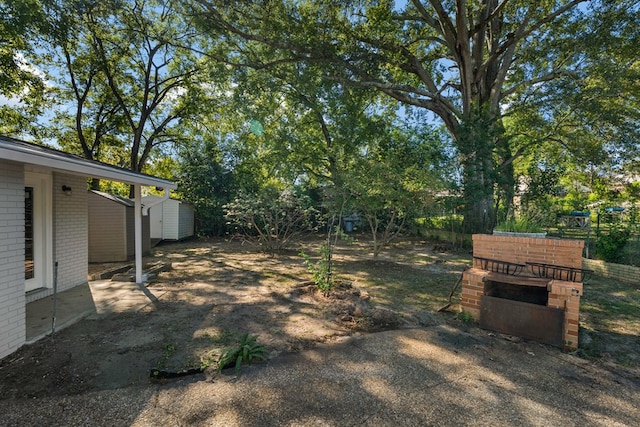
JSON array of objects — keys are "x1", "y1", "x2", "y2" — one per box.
[{"x1": 480, "y1": 296, "x2": 564, "y2": 348}]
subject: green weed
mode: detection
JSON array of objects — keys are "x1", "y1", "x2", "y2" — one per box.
[
  {"x1": 154, "y1": 343, "x2": 178, "y2": 370},
  {"x1": 300, "y1": 245, "x2": 334, "y2": 295},
  {"x1": 216, "y1": 333, "x2": 267, "y2": 374},
  {"x1": 457, "y1": 310, "x2": 474, "y2": 324}
]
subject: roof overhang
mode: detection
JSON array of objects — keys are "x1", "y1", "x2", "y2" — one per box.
[{"x1": 0, "y1": 136, "x2": 177, "y2": 190}]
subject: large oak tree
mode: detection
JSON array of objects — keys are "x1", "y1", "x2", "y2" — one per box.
[{"x1": 189, "y1": 0, "x2": 638, "y2": 232}]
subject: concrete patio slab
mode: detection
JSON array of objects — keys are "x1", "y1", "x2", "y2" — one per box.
[{"x1": 25, "y1": 280, "x2": 164, "y2": 344}]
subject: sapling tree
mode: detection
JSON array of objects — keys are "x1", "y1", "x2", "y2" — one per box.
[{"x1": 347, "y1": 126, "x2": 445, "y2": 257}]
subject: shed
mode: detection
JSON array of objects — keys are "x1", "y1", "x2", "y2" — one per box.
[
  {"x1": 88, "y1": 190, "x2": 151, "y2": 262},
  {"x1": 143, "y1": 196, "x2": 195, "y2": 241}
]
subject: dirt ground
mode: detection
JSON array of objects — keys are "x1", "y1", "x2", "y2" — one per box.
[{"x1": 0, "y1": 237, "x2": 638, "y2": 400}]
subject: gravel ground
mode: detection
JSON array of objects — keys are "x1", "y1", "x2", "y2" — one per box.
[{"x1": 1, "y1": 326, "x2": 639, "y2": 426}]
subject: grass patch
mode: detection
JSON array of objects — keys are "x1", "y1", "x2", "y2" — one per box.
[
  {"x1": 578, "y1": 276, "x2": 640, "y2": 367},
  {"x1": 581, "y1": 278, "x2": 640, "y2": 323},
  {"x1": 194, "y1": 329, "x2": 236, "y2": 346},
  {"x1": 333, "y1": 246, "x2": 469, "y2": 312}
]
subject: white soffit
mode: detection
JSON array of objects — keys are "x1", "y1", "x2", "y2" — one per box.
[{"x1": 0, "y1": 136, "x2": 176, "y2": 189}]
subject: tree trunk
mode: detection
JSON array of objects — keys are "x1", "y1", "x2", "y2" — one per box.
[
  {"x1": 456, "y1": 108, "x2": 498, "y2": 234},
  {"x1": 461, "y1": 156, "x2": 495, "y2": 234},
  {"x1": 495, "y1": 133, "x2": 515, "y2": 225}
]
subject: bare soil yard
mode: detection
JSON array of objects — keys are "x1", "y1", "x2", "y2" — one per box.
[{"x1": 0, "y1": 236, "x2": 638, "y2": 399}]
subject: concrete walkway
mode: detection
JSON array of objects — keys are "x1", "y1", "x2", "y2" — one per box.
[
  {"x1": 25, "y1": 280, "x2": 164, "y2": 344},
  {"x1": 4, "y1": 327, "x2": 640, "y2": 426}
]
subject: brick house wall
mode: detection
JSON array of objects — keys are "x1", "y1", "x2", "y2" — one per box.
[
  {"x1": 23, "y1": 173, "x2": 88, "y2": 303},
  {"x1": 53, "y1": 173, "x2": 88, "y2": 293},
  {"x1": 1, "y1": 135, "x2": 176, "y2": 359},
  {"x1": 0, "y1": 160, "x2": 26, "y2": 359},
  {"x1": 0, "y1": 164, "x2": 89, "y2": 359}
]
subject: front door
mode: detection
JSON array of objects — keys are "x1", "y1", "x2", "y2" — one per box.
[{"x1": 25, "y1": 172, "x2": 52, "y2": 292}]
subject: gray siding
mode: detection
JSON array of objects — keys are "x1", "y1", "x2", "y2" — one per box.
[
  {"x1": 0, "y1": 160, "x2": 26, "y2": 359},
  {"x1": 178, "y1": 202, "x2": 195, "y2": 240},
  {"x1": 88, "y1": 191, "x2": 127, "y2": 262},
  {"x1": 89, "y1": 191, "x2": 151, "y2": 262}
]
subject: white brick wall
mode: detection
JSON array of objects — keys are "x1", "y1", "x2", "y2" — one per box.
[
  {"x1": 53, "y1": 173, "x2": 88, "y2": 292},
  {"x1": 24, "y1": 173, "x2": 89, "y2": 303},
  {"x1": 0, "y1": 160, "x2": 26, "y2": 359}
]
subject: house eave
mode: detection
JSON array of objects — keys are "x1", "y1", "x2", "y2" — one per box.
[{"x1": 0, "y1": 137, "x2": 177, "y2": 190}]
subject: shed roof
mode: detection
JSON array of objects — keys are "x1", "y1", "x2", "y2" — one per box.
[
  {"x1": 89, "y1": 190, "x2": 135, "y2": 207},
  {"x1": 141, "y1": 195, "x2": 192, "y2": 205},
  {"x1": 0, "y1": 135, "x2": 176, "y2": 189}
]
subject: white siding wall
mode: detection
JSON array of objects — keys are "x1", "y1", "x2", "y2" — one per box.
[
  {"x1": 0, "y1": 160, "x2": 26, "y2": 359},
  {"x1": 178, "y1": 202, "x2": 195, "y2": 239},
  {"x1": 143, "y1": 197, "x2": 194, "y2": 241},
  {"x1": 162, "y1": 200, "x2": 179, "y2": 240},
  {"x1": 52, "y1": 174, "x2": 88, "y2": 293},
  {"x1": 148, "y1": 203, "x2": 163, "y2": 239}
]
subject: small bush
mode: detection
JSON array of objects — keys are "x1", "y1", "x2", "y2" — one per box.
[
  {"x1": 494, "y1": 219, "x2": 543, "y2": 233},
  {"x1": 422, "y1": 215, "x2": 465, "y2": 232},
  {"x1": 458, "y1": 310, "x2": 474, "y2": 324},
  {"x1": 216, "y1": 333, "x2": 267, "y2": 374},
  {"x1": 300, "y1": 245, "x2": 333, "y2": 295},
  {"x1": 596, "y1": 226, "x2": 631, "y2": 263},
  {"x1": 224, "y1": 187, "x2": 320, "y2": 254}
]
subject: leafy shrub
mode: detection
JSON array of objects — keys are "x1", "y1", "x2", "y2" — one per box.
[
  {"x1": 224, "y1": 187, "x2": 320, "y2": 254},
  {"x1": 176, "y1": 140, "x2": 236, "y2": 236},
  {"x1": 458, "y1": 310, "x2": 474, "y2": 324},
  {"x1": 420, "y1": 215, "x2": 464, "y2": 233},
  {"x1": 519, "y1": 202, "x2": 564, "y2": 230},
  {"x1": 216, "y1": 333, "x2": 267, "y2": 374},
  {"x1": 494, "y1": 218, "x2": 544, "y2": 233},
  {"x1": 596, "y1": 226, "x2": 631, "y2": 263}
]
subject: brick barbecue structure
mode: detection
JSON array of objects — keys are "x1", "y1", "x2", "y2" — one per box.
[{"x1": 461, "y1": 234, "x2": 586, "y2": 350}]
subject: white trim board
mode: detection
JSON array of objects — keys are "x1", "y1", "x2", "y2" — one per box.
[{"x1": 0, "y1": 136, "x2": 176, "y2": 190}]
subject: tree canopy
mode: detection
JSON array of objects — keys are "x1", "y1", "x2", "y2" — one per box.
[
  {"x1": 8, "y1": 0, "x2": 215, "y2": 193},
  {"x1": 2, "y1": 0, "x2": 639, "y2": 237},
  {"x1": 188, "y1": 0, "x2": 640, "y2": 232}
]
